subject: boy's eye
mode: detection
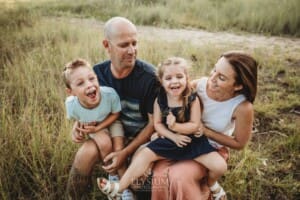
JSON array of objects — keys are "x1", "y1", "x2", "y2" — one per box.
[
  {"x1": 76, "y1": 81, "x2": 83, "y2": 86},
  {"x1": 176, "y1": 74, "x2": 183, "y2": 79}
]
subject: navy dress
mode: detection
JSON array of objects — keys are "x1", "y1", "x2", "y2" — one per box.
[{"x1": 147, "y1": 89, "x2": 216, "y2": 160}]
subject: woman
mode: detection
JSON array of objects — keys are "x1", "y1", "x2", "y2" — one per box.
[{"x1": 151, "y1": 51, "x2": 258, "y2": 200}]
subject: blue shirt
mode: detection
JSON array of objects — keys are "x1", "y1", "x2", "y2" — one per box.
[{"x1": 93, "y1": 59, "x2": 159, "y2": 137}]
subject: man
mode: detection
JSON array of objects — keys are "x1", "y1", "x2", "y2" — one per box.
[{"x1": 67, "y1": 16, "x2": 159, "y2": 200}]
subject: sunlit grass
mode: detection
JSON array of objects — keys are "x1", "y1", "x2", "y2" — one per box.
[{"x1": 0, "y1": 4, "x2": 299, "y2": 200}]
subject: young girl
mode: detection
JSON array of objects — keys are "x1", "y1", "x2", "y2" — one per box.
[{"x1": 97, "y1": 57, "x2": 227, "y2": 200}]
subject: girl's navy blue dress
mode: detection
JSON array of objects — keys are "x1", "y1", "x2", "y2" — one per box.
[{"x1": 147, "y1": 89, "x2": 216, "y2": 160}]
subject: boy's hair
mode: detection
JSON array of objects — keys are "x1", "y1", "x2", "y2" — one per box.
[
  {"x1": 157, "y1": 57, "x2": 193, "y2": 122},
  {"x1": 62, "y1": 58, "x2": 91, "y2": 89}
]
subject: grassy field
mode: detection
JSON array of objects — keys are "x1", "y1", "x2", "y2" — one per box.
[{"x1": 1, "y1": 1, "x2": 299, "y2": 200}]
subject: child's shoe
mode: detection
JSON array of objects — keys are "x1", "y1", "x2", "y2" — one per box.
[{"x1": 122, "y1": 188, "x2": 135, "y2": 200}]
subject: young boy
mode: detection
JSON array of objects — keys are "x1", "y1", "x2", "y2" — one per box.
[{"x1": 62, "y1": 58, "x2": 126, "y2": 181}]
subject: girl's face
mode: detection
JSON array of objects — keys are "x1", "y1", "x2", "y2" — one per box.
[
  {"x1": 161, "y1": 64, "x2": 187, "y2": 98},
  {"x1": 207, "y1": 56, "x2": 242, "y2": 99},
  {"x1": 67, "y1": 67, "x2": 100, "y2": 108}
]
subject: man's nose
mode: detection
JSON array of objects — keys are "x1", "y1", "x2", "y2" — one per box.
[{"x1": 127, "y1": 45, "x2": 135, "y2": 54}]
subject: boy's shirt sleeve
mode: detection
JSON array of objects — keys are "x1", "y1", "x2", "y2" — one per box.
[
  {"x1": 110, "y1": 88, "x2": 122, "y2": 113},
  {"x1": 65, "y1": 96, "x2": 76, "y2": 120}
]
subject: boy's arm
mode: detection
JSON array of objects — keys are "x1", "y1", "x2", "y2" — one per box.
[
  {"x1": 168, "y1": 97, "x2": 201, "y2": 134},
  {"x1": 94, "y1": 112, "x2": 120, "y2": 131}
]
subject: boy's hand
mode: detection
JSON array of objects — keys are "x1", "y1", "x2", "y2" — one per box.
[
  {"x1": 171, "y1": 134, "x2": 191, "y2": 148},
  {"x1": 71, "y1": 121, "x2": 86, "y2": 143},
  {"x1": 78, "y1": 122, "x2": 98, "y2": 133}
]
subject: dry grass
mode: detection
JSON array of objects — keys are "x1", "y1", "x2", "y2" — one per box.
[{"x1": 0, "y1": 3, "x2": 299, "y2": 200}]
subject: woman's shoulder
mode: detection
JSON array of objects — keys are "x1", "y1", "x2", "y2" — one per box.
[
  {"x1": 191, "y1": 77, "x2": 208, "y2": 89},
  {"x1": 233, "y1": 100, "x2": 253, "y2": 117}
]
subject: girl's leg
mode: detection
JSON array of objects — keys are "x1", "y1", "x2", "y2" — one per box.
[
  {"x1": 119, "y1": 147, "x2": 162, "y2": 191},
  {"x1": 99, "y1": 147, "x2": 163, "y2": 193},
  {"x1": 194, "y1": 152, "x2": 227, "y2": 186}
]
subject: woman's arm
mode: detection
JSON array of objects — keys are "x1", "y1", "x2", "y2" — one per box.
[
  {"x1": 204, "y1": 101, "x2": 253, "y2": 150},
  {"x1": 168, "y1": 97, "x2": 201, "y2": 134}
]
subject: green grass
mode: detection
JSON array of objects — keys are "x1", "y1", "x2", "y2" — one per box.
[
  {"x1": 0, "y1": 3, "x2": 299, "y2": 200},
  {"x1": 10, "y1": 0, "x2": 300, "y2": 37}
]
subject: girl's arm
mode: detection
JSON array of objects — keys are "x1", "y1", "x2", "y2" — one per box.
[
  {"x1": 204, "y1": 101, "x2": 254, "y2": 150},
  {"x1": 154, "y1": 99, "x2": 191, "y2": 147},
  {"x1": 168, "y1": 97, "x2": 201, "y2": 134}
]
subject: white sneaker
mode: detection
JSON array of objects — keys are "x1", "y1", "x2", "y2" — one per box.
[
  {"x1": 122, "y1": 189, "x2": 135, "y2": 200},
  {"x1": 108, "y1": 174, "x2": 120, "y2": 182}
]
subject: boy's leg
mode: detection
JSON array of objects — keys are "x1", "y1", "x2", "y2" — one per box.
[
  {"x1": 67, "y1": 139, "x2": 103, "y2": 199},
  {"x1": 90, "y1": 129, "x2": 113, "y2": 162}
]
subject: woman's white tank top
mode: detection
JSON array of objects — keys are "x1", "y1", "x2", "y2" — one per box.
[{"x1": 196, "y1": 77, "x2": 246, "y2": 148}]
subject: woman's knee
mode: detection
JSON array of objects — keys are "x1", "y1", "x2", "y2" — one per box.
[{"x1": 168, "y1": 160, "x2": 207, "y2": 181}]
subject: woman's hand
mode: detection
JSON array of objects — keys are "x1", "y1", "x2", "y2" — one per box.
[{"x1": 171, "y1": 134, "x2": 191, "y2": 148}]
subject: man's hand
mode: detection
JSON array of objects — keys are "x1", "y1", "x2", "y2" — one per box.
[{"x1": 102, "y1": 150, "x2": 128, "y2": 173}]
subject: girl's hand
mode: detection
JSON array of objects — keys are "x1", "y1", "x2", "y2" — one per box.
[
  {"x1": 172, "y1": 134, "x2": 191, "y2": 148},
  {"x1": 194, "y1": 123, "x2": 204, "y2": 137},
  {"x1": 166, "y1": 112, "x2": 176, "y2": 130},
  {"x1": 151, "y1": 132, "x2": 165, "y2": 141}
]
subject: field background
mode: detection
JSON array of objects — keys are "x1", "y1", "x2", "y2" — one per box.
[{"x1": 1, "y1": 0, "x2": 299, "y2": 199}]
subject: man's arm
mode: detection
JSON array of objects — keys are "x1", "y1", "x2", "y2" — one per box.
[{"x1": 102, "y1": 113, "x2": 154, "y2": 173}]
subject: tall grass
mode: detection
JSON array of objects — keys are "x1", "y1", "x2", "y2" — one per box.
[
  {"x1": 23, "y1": 0, "x2": 300, "y2": 36},
  {"x1": 1, "y1": 4, "x2": 299, "y2": 200}
]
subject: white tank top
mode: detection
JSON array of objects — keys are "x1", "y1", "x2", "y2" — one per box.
[{"x1": 196, "y1": 77, "x2": 246, "y2": 148}]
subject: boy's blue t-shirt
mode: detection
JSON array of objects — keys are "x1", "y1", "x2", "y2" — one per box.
[
  {"x1": 65, "y1": 86, "x2": 121, "y2": 123},
  {"x1": 93, "y1": 59, "x2": 159, "y2": 138}
]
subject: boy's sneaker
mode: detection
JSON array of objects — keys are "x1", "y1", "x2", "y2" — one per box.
[
  {"x1": 108, "y1": 174, "x2": 120, "y2": 182},
  {"x1": 122, "y1": 189, "x2": 135, "y2": 200}
]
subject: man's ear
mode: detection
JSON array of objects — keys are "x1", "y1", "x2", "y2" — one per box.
[{"x1": 102, "y1": 39, "x2": 109, "y2": 48}]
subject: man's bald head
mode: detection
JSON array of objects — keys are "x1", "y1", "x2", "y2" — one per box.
[{"x1": 104, "y1": 17, "x2": 137, "y2": 40}]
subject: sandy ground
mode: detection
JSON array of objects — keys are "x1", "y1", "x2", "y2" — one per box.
[{"x1": 65, "y1": 17, "x2": 300, "y2": 55}]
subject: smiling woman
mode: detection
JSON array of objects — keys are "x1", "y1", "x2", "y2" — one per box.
[{"x1": 152, "y1": 51, "x2": 258, "y2": 200}]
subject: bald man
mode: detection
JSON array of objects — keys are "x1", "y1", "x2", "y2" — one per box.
[{"x1": 67, "y1": 17, "x2": 159, "y2": 200}]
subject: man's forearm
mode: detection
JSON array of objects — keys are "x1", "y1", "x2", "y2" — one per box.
[{"x1": 124, "y1": 122, "x2": 154, "y2": 156}]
